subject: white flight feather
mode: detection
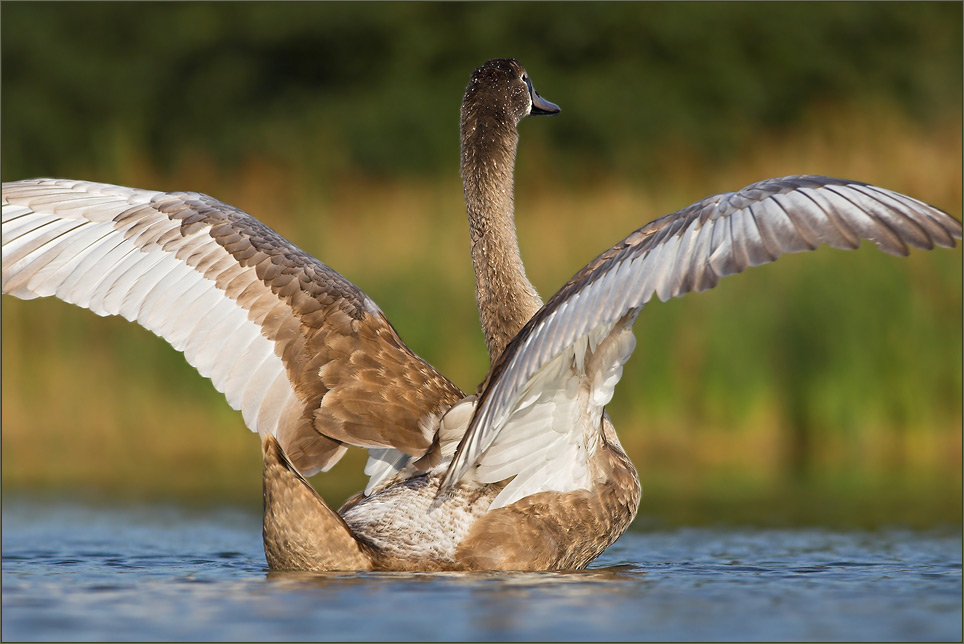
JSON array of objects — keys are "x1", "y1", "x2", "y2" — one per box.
[{"x1": 1, "y1": 181, "x2": 302, "y2": 442}]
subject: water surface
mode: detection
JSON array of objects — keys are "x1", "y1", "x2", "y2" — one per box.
[{"x1": 2, "y1": 500, "x2": 960, "y2": 641}]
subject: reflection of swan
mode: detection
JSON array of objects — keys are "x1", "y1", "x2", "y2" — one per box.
[{"x1": 2, "y1": 58, "x2": 960, "y2": 572}]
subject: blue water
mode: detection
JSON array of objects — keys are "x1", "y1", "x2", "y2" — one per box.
[{"x1": 2, "y1": 500, "x2": 960, "y2": 641}]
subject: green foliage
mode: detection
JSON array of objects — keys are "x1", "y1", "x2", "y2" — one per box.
[{"x1": 2, "y1": 2, "x2": 961, "y2": 180}]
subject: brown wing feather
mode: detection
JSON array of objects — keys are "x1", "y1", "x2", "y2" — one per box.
[
  {"x1": 2, "y1": 179, "x2": 464, "y2": 475},
  {"x1": 164, "y1": 192, "x2": 465, "y2": 467}
]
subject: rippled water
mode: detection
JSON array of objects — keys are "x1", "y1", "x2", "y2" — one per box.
[{"x1": 2, "y1": 500, "x2": 960, "y2": 641}]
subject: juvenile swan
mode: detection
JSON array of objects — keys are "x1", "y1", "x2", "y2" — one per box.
[{"x1": 2, "y1": 58, "x2": 960, "y2": 571}]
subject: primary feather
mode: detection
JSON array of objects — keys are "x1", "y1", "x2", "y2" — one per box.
[{"x1": 443, "y1": 175, "x2": 961, "y2": 492}]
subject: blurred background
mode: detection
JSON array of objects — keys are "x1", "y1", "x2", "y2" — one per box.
[{"x1": 2, "y1": 2, "x2": 961, "y2": 528}]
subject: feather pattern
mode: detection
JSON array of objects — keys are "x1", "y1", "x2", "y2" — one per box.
[
  {"x1": 2, "y1": 178, "x2": 464, "y2": 476},
  {"x1": 444, "y1": 175, "x2": 961, "y2": 491}
]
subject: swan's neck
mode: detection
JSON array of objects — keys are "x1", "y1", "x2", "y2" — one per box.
[{"x1": 461, "y1": 113, "x2": 543, "y2": 364}]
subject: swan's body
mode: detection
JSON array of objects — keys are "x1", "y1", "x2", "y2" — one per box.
[{"x1": 1, "y1": 59, "x2": 960, "y2": 572}]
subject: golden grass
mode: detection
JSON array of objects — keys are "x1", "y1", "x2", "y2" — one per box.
[{"x1": 2, "y1": 102, "x2": 961, "y2": 525}]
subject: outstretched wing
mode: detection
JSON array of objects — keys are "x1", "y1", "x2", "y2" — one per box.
[
  {"x1": 2, "y1": 179, "x2": 464, "y2": 475},
  {"x1": 444, "y1": 175, "x2": 961, "y2": 503}
]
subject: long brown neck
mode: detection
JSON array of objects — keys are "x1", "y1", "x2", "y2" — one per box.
[{"x1": 460, "y1": 105, "x2": 543, "y2": 364}]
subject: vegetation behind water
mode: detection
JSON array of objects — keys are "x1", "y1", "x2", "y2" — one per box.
[{"x1": 1, "y1": 3, "x2": 961, "y2": 527}]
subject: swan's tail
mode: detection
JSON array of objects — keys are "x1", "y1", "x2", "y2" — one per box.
[{"x1": 262, "y1": 435, "x2": 373, "y2": 572}]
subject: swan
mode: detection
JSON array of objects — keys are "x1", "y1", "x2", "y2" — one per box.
[{"x1": 1, "y1": 58, "x2": 960, "y2": 572}]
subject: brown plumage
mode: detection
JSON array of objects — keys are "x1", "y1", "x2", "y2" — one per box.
[
  {"x1": 153, "y1": 191, "x2": 465, "y2": 473},
  {"x1": 262, "y1": 435, "x2": 373, "y2": 571},
  {"x1": 2, "y1": 58, "x2": 960, "y2": 572},
  {"x1": 461, "y1": 59, "x2": 557, "y2": 362}
]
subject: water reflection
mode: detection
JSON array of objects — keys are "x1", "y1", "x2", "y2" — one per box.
[
  {"x1": 265, "y1": 563, "x2": 642, "y2": 586},
  {"x1": 2, "y1": 500, "x2": 960, "y2": 642},
  {"x1": 259, "y1": 563, "x2": 651, "y2": 639}
]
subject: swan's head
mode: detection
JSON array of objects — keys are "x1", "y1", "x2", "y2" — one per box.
[{"x1": 462, "y1": 58, "x2": 560, "y2": 129}]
